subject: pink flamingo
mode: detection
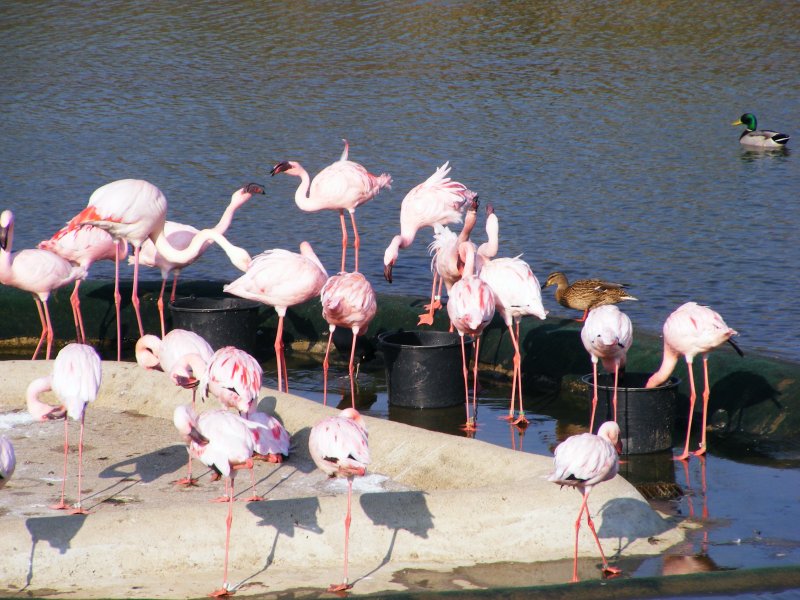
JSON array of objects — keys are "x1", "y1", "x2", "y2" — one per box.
[
  {"x1": 320, "y1": 271, "x2": 377, "y2": 406},
  {"x1": 135, "y1": 183, "x2": 265, "y2": 336},
  {"x1": 646, "y1": 302, "x2": 742, "y2": 460},
  {"x1": 382, "y1": 162, "x2": 475, "y2": 284},
  {"x1": 224, "y1": 242, "x2": 328, "y2": 393},
  {"x1": 0, "y1": 436, "x2": 15, "y2": 490},
  {"x1": 548, "y1": 421, "x2": 623, "y2": 583},
  {"x1": 308, "y1": 408, "x2": 370, "y2": 593},
  {"x1": 40, "y1": 225, "x2": 129, "y2": 357},
  {"x1": 446, "y1": 245, "x2": 496, "y2": 432},
  {"x1": 479, "y1": 253, "x2": 548, "y2": 426},
  {"x1": 245, "y1": 409, "x2": 290, "y2": 464},
  {"x1": 173, "y1": 404, "x2": 259, "y2": 597},
  {"x1": 26, "y1": 343, "x2": 102, "y2": 513},
  {"x1": 51, "y1": 179, "x2": 252, "y2": 341},
  {"x1": 271, "y1": 140, "x2": 391, "y2": 273},
  {"x1": 136, "y1": 328, "x2": 215, "y2": 484},
  {"x1": 581, "y1": 305, "x2": 633, "y2": 431},
  {"x1": 0, "y1": 210, "x2": 87, "y2": 360}
]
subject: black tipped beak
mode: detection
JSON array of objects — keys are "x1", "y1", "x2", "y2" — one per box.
[
  {"x1": 0, "y1": 228, "x2": 8, "y2": 251},
  {"x1": 270, "y1": 161, "x2": 289, "y2": 176},
  {"x1": 728, "y1": 338, "x2": 744, "y2": 358},
  {"x1": 245, "y1": 183, "x2": 265, "y2": 195},
  {"x1": 383, "y1": 263, "x2": 393, "y2": 283}
]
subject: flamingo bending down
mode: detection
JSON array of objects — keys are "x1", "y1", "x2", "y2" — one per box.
[
  {"x1": 479, "y1": 252, "x2": 548, "y2": 426},
  {"x1": 308, "y1": 408, "x2": 370, "y2": 593},
  {"x1": 320, "y1": 271, "x2": 378, "y2": 406},
  {"x1": 271, "y1": 140, "x2": 391, "y2": 273},
  {"x1": 40, "y1": 225, "x2": 129, "y2": 356},
  {"x1": 134, "y1": 183, "x2": 265, "y2": 336},
  {"x1": 26, "y1": 343, "x2": 102, "y2": 513},
  {"x1": 646, "y1": 302, "x2": 742, "y2": 460},
  {"x1": 383, "y1": 162, "x2": 475, "y2": 284},
  {"x1": 446, "y1": 245, "x2": 496, "y2": 432},
  {"x1": 0, "y1": 210, "x2": 87, "y2": 360},
  {"x1": 548, "y1": 421, "x2": 623, "y2": 583},
  {"x1": 136, "y1": 328, "x2": 215, "y2": 484},
  {"x1": 0, "y1": 436, "x2": 15, "y2": 490},
  {"x1": 580, "y1": 305, "x2": 633, "y2": 431},
  {"x1": 224, "y1": 242, "x2": 328, "y2": 393},
  {"x1": 173, "y1": 404, "x2": 259, "y2": 597},
  {"x1": 51, "y1": 179, "x2": 252, "y2": 341}
]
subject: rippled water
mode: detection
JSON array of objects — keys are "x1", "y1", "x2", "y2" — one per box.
[{"x1": 1, "y1": 1, "x2": 798, "y2": 361}]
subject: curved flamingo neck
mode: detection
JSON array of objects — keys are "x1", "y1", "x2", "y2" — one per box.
[
  {"x1": 211, "y1": 191, "x2": 250, "y2": 235},
  {"x1": 478, "y1": 213, "x2": 499, "y2": 260},
  {"x1": 26, "y1": 375, "x2": 58, "y2": 420},
  {"x1": 291, "y1": 168, "x2": 316, "y2": 208},
  {"x1": 135, "y1": 334, "x2": 163, "y2": 370},
  {"x1": 646, "y1": 342, "x2": 680, "y2": 388},
  {"x1": 152, "y1": 229, "x2": 251, "y2": 272}
]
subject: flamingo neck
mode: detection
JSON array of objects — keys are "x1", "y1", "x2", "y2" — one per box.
[
  {"x1": 26, "y1": 375, "x2": 58, "y2": 421},
  {"x1": 292, "y1": 168, "x2": 316, "y2": 208},
  {"x1": 211, "y1": 192, "x2": 249, "y2": 236},
  {"x1": 135, "y1": 334, "x2": 163, "y2": 370},
  {"x1": 646, "y1": 342, "x2": 680, "y2": 388},
  {"x1": 478, "y1": 213, "x2": 499, "y2": 260},
  {"x1": 152, "y1": 229, "x2": 251, "y2": 272}
]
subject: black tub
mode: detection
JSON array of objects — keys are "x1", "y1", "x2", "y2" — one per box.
[
  {"x1": 169, "y1": 296, "x2": 261, "y2": 352},
  {"x1": 378, "y1": 330, "x2": 473, "y2": 409},
  {"x1": 582, "y1": 372, "x2": 679, "y2": 454}
]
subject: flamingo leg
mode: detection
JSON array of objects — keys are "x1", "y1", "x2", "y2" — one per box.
[
  {"x1": 170, "y1": 270, "x2": 179, "y2": 303},
  {"x1": 210, "y1": 477, "x2": 235, "y2": 597},
  {"x1": 328, "y1": 476, "x2": 355, "y2": 592},
  {"x1": 274, "y1": 314, "x2": 286, "y2": 393},
  {"x1": 589, "y1": 360, "x2": 599, "y2": 432},
  {"x1": 114, "y1": 242, "x2": 122, "y2": 361},
  {"x1": 471, "y1": 337, "x2": 481, "y2": 422},
  {"x1": 693, "y1": 357, "x2": 711, "y2": 457},
  {"x1": 418, "y1": 269, "x2": 439, "y2": 326},
  {"x1": 339, "y1": 210, "x2": 348, "y2": 273},
  {"x1": 31, "y1": 296, "x2": 48, "y2": 360},
  {"x1": 131, "y1": 246, "x2": 145, "y2": 338},
  {"x1": 50, "y1": 418, "x2": 70, "y2": 510},
  {"x1": 242, "y1": 463, "x2": 264, "y2": 502},
  {"x1": 348, "y1": 210, "x2": 360, "y2": 274},
  {"x1": 511, "y1": 322, "x2": 528, "y2": 428},
  {"x1": 612, "y1": 364, "x2": 620, "y2": 424},
  {"x1": 175, "y1": 388, "x2": 200, "y2": 487},
  {"x1": 157, "y1": 277, "x2": 168, "y2": 338},
  {"x1": 583, "y1": 495, "x2": 621, "y2": 577},
  {"x1": 322, "y1": 326, "x2": 335, "y2": 406},
  {"x1": 70, "y1": 413, "x2": 89, "y2": 515},
  {"x1": 43, "y1": 298, "x2": 55, "y2": 361},
  {"x1": 501, "y1": 324, "x2": 517, "y2": 421},
  {"x1": 70, "y1": 280, "x2": 86, "y2": 343},
  {"x1": 459, "y1": 334, "x2": 475, "y2": 432},
  {"x1": 572, "y1": 495, "x2": 587, "y2": 582},
  {"x1": 348, "y1": 326, "x2": 359, "y2": 409},
  {"x1": 676, "y1": 359, "x2": 697, "y2": 461}
]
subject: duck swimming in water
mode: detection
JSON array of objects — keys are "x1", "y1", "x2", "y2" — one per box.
[{"x1": 732, "y1": 113, "x2": 789, "y2": 148}]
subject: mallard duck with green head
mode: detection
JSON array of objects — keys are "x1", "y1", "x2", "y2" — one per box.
[
  {"x1": 543, "y1": 272, "x2": 637, "y2": 322},
  {"x1": 732, "y1": 113, "x2": 789, "y2": 148}
]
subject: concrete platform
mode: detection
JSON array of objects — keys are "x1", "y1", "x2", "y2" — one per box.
[{"x1": 0, "y1": 361, "x2": 685, "y2": 598}]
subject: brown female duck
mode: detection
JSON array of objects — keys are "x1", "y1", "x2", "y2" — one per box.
[{"x1": 543, "y1": 272, "x2": 637, "y2": 322}]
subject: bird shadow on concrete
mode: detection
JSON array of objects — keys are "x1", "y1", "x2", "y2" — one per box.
[
  {"x1": 354, "y1": 490, "x2": 434, "y2": 585},
  {"x1": 597, "y1": 496, "x2": 674, "y2": 558},
  {"x1": 24, "y1": 513, "x2": 87, "y2": 589},
  {"x1": 97, "y1": 443, "x2": 187, "y2": 484}
]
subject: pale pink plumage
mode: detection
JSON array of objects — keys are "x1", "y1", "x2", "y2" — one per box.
[
  {"x1": 224, "y1": 242, "x2": 328, "y2": 393},
  {"x1": 646, "y1": 301, "x2": 741, "y2": 460},
  {"x1": 271, "y1": 140, "x2": 391, "y2": 273},
  {"x1": 135, "y1": 328, "x2": 214, "y2": 374},
  {"x1": 0, "y1": 436, "x2": 16, "y2": 490},
  {"x1": 581, "y1": 305, "x2": 633, "y2": 431},
  {"x1": 446, "y1": 246, "x2": 496, "y2": 432},
  {"x1": 53, "y1": 179, "x2": 252, "y2": 342},
  {"x1": 135, "y1": 183, "x2": 265, "y2": 336},
  {"x1": 245, "y1": 410, "x2": 290, "y2": 462},
  {"x1": 548, "y1": 421, "x2": 622, "y2": 582},
  {"x1": 40, "y1": 225, "x2": 129, "y2": 349},
  {"x1": 383, "y1": 162, "x2": 475, "y2": 283},
  {"x1": 26, "y1": 343, "x2": 102, "y2": 513},
  {"x1": 196, "y1": 346, "x2": 263, "y2": 417},
  {"x1": 0, "y1": 210, "x2": 87, "y2": 360},
  {"x1": 308, "y1": 408, "x2": 370, "y2": 593},
  {"x1": 480, "y1": 252, "x2": 548, "y2": 425},
  {"x1": 320, "y1": 271, "x2": 378, "y2": 406}
]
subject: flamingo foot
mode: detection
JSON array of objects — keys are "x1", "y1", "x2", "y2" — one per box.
[
  {"x1": 673, "y1": 451, "x2": 691, "y2": 462},
  {"x1": 602, "y1": 565, "x2": 623, "y2": 578},
  {"x1": 174, "y1": 476, "x2": 200, "y2": 487},
  {"x1": 498, "y1": 413, "x2": 515, "y2": 422},
  {"x1": 513, "y1": 414, "x2": 530, "y2": 428},
  {"x1": 460, "y1": 420, "x2": 478, "y2": 433},
  {"x1": 692, "y1": 445, "x2": 707, "y2": 457},
  {"x1": 253, "y1": 453, "x2": 283, "y2": 463},
  {"x1": 327, "y1": 582, "x2": 352, "y2": 594},
  {"x1": 417, "y1": 313, "x2": 434, "y2": 326},
  {"x1": 209, "y1": 586, "x2": 234, "y2": 597},
  {"x1": 69, "y1": 506, "x2": 90, "y2": 516},
  {"x1": 49, "y1": 501, "x2": 70, "y2": 511},
  {"x1": 210, "y1": 496, "x2": 232, "y2": 503}
]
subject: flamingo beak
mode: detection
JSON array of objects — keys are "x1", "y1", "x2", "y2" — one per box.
[
  {"x1": 245, "y1": 183, "x2": 265, "y2": 195},
  {"x1": 270, "y1": 161, "x2": 290, "y2": 176},
  {"x1": 383, "y1": 262, "x2": 394, "y2": 283},
  {"x1": 0, "y1": 227, "x2": 7, "y2": 251},
  {"x1": 615, "y1": 440, "x2": 623, "y2": 454}
]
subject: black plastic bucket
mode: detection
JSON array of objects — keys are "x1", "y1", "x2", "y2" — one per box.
[
  {"x1": 378, "y1": 330, "x2": 473, "y2": 409},
  {"x1": 582, "y1": 372, "x2": 679, "y2": 454},
  {"x1": 169, "y1": 296, "x2": 261, "y2": 352}
]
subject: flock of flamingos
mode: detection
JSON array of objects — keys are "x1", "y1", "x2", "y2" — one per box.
[{"x1": 0, "y1": 140, "x2": 742, "y2": 593}]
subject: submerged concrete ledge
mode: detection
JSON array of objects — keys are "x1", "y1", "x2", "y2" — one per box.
[{"x1": 0, "y1": 361, "x2": 683, "y2": 598}]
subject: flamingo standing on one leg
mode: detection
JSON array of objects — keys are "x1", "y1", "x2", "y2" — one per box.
[
  {"x1": 308, "y1": 408, "x2": 370, "y2": 593},
  {"x1": 26, "y1": 343, "x2": 102, "y2": 513},
  {"x1": 580, "y1": 305, "x2": 633, "y2": 432},
  {"x1": 271, "y1": 140, "x2": 391, "y2": 273},
  {"x1": 134, "y1": 183, "x2": 265, "y2": 336},
  {"x1": 480, "y1": 252, "x2": 548, "y2": 427},
  {"x1": 173, "y1": 404, "x2": 259, "y2": 597},
  {"x1": 0, "y1": 210, "x2": 87, "y2": 360},
  {"x1": 383, "y1": 162, "x2": 475, "y2": 284},
  {"x1": 646, "y1": 302, "x2": 742, "y2": 460},
  {"x1": 40, "y1": 226, "x2": 129, "y2": 356},
  {"x1": 50, "y1": 179, "x2": 252, "y2": 341},
  {"x1": 224, "y1": 242, "x2": 328, "y2": 393},
  {"x1": 446, "y1": 245, "x2": 496, "y2": 432},
  {"x1": 320, "y1": 271, "x2": 377, "y2": 407},
  {"x1": 548, "y1": 421, "x2": 623, "y2": 583},
  {"x1": 136, "y1": 328, "x2": 214, "y2": 485},
  {"x1": 0, "y1": 436, "x2": 15, "y2": 490}
]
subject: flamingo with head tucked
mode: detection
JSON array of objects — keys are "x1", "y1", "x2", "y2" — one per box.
[
  {"x1": 51, "y1": 179, "x2": 252, "y2": 341},
  {"x1": 0, "y1": 210, "x2": 87, "y2": 360},
  {"x1": 271, "y1": 140, "x2": 391, "y2": 273},
  {"x1": 224, "y1": 242, "x2": 328, "y2": 393},
  {"x1": 134, "y1": 183, "x2": 265, "y2": 336},
  {"x1": 0, "y1": 436, "x2": 15, "y2": 490},
  {"x1": 26, "y1": 343, "x2": 102, "y2": 513},
  {"x1": 383, "y1": 162, "x2": 475, "y2": 284},
  {"x1": 646, "y1": 302, "x2": 742, "y2": 460}
]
